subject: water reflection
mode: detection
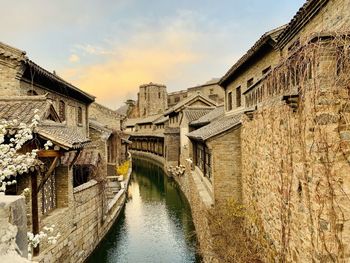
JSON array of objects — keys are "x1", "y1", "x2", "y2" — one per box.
[{"x1": 87, "y1": 159, "x2": 200, "y2": 263}]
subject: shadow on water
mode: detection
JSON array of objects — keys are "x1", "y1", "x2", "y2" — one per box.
[{"x1": 87, "y1": 158, "x2": 201, "y2": 263}]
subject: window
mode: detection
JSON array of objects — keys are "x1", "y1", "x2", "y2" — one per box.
[
  {"x1": 158, "y1": 92, "x2": 161, "y2": 99},
  {"x1": 227, "y1": 91, "x2": 233, "y2": 111},
  {"x1": 210, "y1": 88, "x2": 214, "y2": 94},
  {"x1": 247, "y1": 78, "x2": 254, "y2": 87},
  {"x1": 77, "y1": 107, "x2": 83, "y2": 125},
  {"x1": 175, "y1": 97, "x2": 180, "y2": 103},
  {"x1": 236, "y1": 86, "x2": 241, "y2": 107},
  {"x1": 59, "y1": 100, "x2": 66, "y2": 121},
  {"x1": 73, "y1": 166, "x2": 91, "y2": 188},
  {"x1": 194, "y1": 142, "x2": 212, "y2": 181},
  {"x1": 42, "y1": 170, "x2": 57, "y2": 215},
  {"x1": 262, "y1": 66, "x2": 271, "y2": 75}
]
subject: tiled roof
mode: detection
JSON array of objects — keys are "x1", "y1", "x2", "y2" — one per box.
[
  {"x1": 219, "y1": 25, "x2": 286, "y2": 87},
  {"x1": 0, "y1": 95, "x2": 90, "y2": 149},
  {"x1": 187, "y1": 112, "x2": 242, "y2": 141},
  {"x1": 36, "y1": 125, "x2": 90, "y2": 149},
  {"x1": 276, "y1": 0, "x2": 329, "y2": 48},
  {"x1": 24, "y1": 60, "x2": 95, "y2": 103},
  {"x1": 125, "y1": 114, "x2": 162, "y2": 126},
  {"x1": 137, "y1": 114, "x2": 162, "y2": 125},
  {"x1": 61, "y1": 149, "x2": 101, "y2": 167},
  {"x1": 153, "y1": 115, "x2": 169, "y2": 125},
  {"x1": 183, "y1": 108, "x2": 213, "y2": 122},
  {"x1": 89, "y1": 119, "x2": 113, "y2": 137},
  {"x1": 164, "y1": 93, "x2": 217, "y2": 115},
  {"x1": 125, "y1": 118, "x2": 140, "y2": 127},
  {"x1": 129, "y1": 133, "x2": 164, "y2": 138},
  {"x1": 190, "y1": 106, "x2": 225, "y2": 127},
  {"x1": 0, "y1": 95, "x2": 50, "y2": 124}
]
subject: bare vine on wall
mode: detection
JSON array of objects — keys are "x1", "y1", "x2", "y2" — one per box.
[{"x1": 241, "y1": 32, "x2": 350, "y2": 262}]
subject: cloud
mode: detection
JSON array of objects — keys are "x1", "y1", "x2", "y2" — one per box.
[
  {"x1": 69, "y1": 54, "x2": 80, "y2": 63},
  {"x1": 74, "y1": 44, "x2": 115, "y2": 56},
  {"x1": 60, "y1": 11, "x2": 224, "y2": 108}
]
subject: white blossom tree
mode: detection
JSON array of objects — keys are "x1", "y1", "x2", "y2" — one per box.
[{"x1": 0, "y1": 109, "x2": 44, "y2": 192}]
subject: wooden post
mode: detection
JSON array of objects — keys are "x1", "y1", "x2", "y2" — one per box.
[{"x1": 31, "y1": 172, "x2": 39, "y2": 256}]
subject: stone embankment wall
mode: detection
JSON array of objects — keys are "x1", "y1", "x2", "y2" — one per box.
[
  {"x1": 131, "y1": 150, "x2": 217, "y2": 262},
  {"x1": 172, "y1": 161, "x2": 217, "y2": 263},
  {"x1": 34, "y1": 165, "x2": 131, "y2": 263}
]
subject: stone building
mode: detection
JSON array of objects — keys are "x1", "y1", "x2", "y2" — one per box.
[
  {"x1": 186, "y1": 25, "x2": 285, "y2": 206},
  {"x1": 167, "y1": 90, "x2": 188, "y2": 108},
  {"x1": 0, "y1": 42, "x2": 94, "y2": 137},
  {"x1": 163, "y1": 93, "x2": 217, "y2": 167},
  {"x1": 187, "y1": 78, "x2": 224, "y2": 105},
  {"x1": 126, "y1": 114, "x2": 165, "y2": 158},
  {"x1": 167, "y1": 78, "x2": 224, "y2": 108},
  {"x1": 185, "y1": 0, "x2": 350, "y2": 261},
  {"x1": 89, "y1": 102, "x2": 128, "y2": 166},
  {"x1": 0, "y1": 42, "x2": 127, "y2": 263},
  {"x1": 137, "y1": 82, "x2": 167, "y2": 117}
]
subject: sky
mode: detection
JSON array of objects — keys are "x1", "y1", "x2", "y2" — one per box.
[{"x1": 1, "y1": 0, "x2": 305, "y2": 109}]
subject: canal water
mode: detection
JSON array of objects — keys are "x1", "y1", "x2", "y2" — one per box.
[{"x1": 87, "y1": 159, "x2": 200, "y2": 263}]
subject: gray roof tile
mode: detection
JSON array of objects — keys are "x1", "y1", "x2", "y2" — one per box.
[
  {"x1": 187, "y1": 112, "x2": 242, "y2": 141},
  {"x1": 183, "y1": 108, "x2": 213, "y2": 122},
  {"x1": 190, "y1": 106, "x2": 225, "y2": 126}
]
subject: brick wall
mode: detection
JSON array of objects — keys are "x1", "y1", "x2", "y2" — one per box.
[
  {"x1": 34, "y1": 178, "x2": 126, "y2": 263},
  {"x1": 164, "y1": 128, "x2": 180, "y2": 167},
  {"x1": 89, "y1": 103, "x2": 121, "y2": 131},
  {"x1": 207, "y1": 127, "x2": 242, "y2": 204},
  {"x1": 241, "y1": 39, "x2": 350, "y2": 262}
]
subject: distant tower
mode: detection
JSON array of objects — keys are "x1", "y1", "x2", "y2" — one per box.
[{"x1": 138, "y1": 82, "x2": 168, "y2": 117}]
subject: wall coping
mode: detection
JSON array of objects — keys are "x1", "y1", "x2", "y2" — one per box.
[
  {"x1": 192, "y1": 167, "x2": 214, "y2": 207},
  {"x1": 73, "y1": 179, "x2": 98, "y2": 194}
]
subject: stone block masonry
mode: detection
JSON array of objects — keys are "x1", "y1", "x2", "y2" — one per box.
[
  {"x1": 33, "y1": 174, "x2": 129, "y2": 263},
  {"x1": 0, "y1": 195, "x2": 28, "y2": 261}
]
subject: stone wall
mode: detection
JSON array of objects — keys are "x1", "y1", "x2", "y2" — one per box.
[
  {"x1": 34, "y1": 178, "x2": 126, "y2": 263},
  {"x1": 164, "y1": 128, "x2": 180, "y2": 167},
  {"x1": 138, "y1": 83, "x2": 167, "y2": 117},
  {"x1": 167, "y1": 90, "x2": 188, "y2": 107},
  {"x1": 171, "y1": 159, "x2": 216, "y2": 263},
  {"x1": 0, "y1": 53, "x2": 24, "y2": 96},
  {"x1": 241, "y1": 39, "x2": 350, "y2": 262},
  {"x1": 89, "y1": 102, "x2": 121, "y2": 131},
  {"x1": 207, "y1": 127, "x2": 242, "y2": 204},
  {"x1": 188, "y1": 83, "x2": 224, "y2": 105},
  {"x1": 131, "y1": 151, "x2": 216, "y2": 262},
  {"x1": 0, "y1": 195, "x2": 28, "y2": 261}
]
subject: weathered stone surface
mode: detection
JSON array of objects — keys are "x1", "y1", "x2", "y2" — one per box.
[{"x1": 0, "y1": 195, "x2": 28, "y2": 260}]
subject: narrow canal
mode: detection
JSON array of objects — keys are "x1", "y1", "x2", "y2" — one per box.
[{"x1": 87, "y1": 159, "x2": 200, "y2": 263}]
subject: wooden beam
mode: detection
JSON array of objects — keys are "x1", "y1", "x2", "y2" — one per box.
[
  {"x1": 37, "y1": 156, "x2": 59, "y2": 192},
  {"x1": 31, "y1": 172, "x2": 39, "y2": 256}
]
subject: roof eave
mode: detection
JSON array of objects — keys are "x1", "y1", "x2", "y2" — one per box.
[
  {"x1": 26, "y1": 61, "x2": 95, "y2": 103},
  {"x1": 276, "y1": 0, "x2": 329, "y2": 49}
]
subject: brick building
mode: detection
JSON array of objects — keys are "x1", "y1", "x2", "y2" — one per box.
[
  {"x1": 186, "y1": 0, "x2": 350, "y2": 261},
  {"x1": 0, "y1": 42, "x2": 126, "y2": 262}
]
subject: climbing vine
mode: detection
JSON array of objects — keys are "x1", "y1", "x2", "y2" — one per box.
[{"x1": 241, "y1": 33, "x2": 350, "y2": 262}]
